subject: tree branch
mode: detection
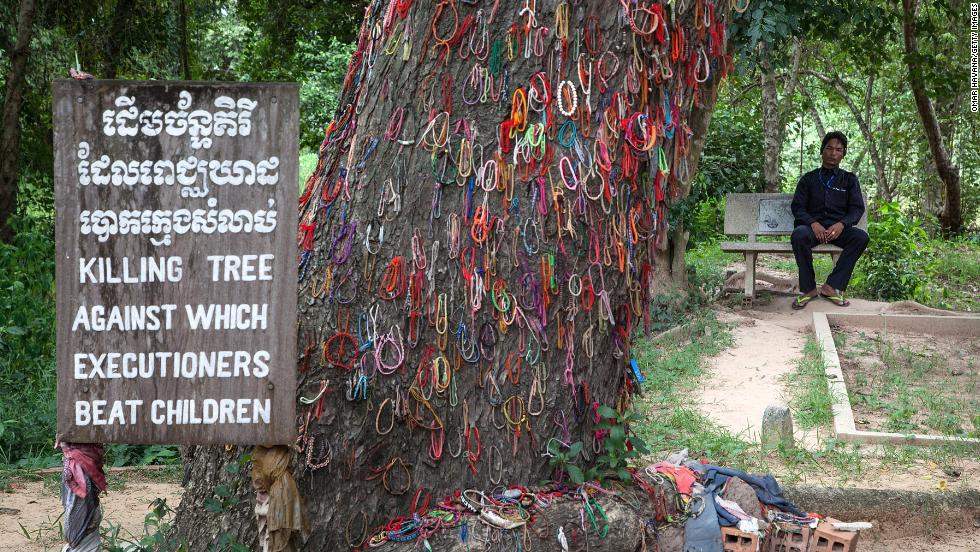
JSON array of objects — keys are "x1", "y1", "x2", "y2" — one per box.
[{"x1": 901, "y1": 0, "x2": 962, "y2": 233}]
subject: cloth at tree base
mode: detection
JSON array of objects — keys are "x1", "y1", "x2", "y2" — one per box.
[
  {"x1": 692, "y1": 464, "x2": 806, "y2": 521},
  {"x1": 251, "y1": 445, "x2": 308, "y2": 552},
  {"x1": 61, "y1": 443, "x2": 106, "y2": 499},
  {"x1": 652, "y1": 462, "x2": 698, "y2": 495},
  {"x1": 61, "y1": 455, "x2": 102, "y2": 550},
  {"x1": 682, "y1": 483, "x2": 723, "y2": 552},
  {"x1": 60, "y1": 530, "x2": 99, "y2": 552}
]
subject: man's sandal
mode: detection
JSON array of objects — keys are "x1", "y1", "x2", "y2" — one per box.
[
  {"x1": 791, "y1": 294, "x2": 816, "y2": 310},
  {"x1": 820, "y1": 289, "x2": 850, "y2": 307}
]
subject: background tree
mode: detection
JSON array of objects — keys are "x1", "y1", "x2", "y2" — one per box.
[
  {"x1": 902, "y1": 0, "x2": 962, "y2": 234},
  {"x1": 173, "y1": 0, "x2": 734, "y2": 548},
  {"x1": 0, "y1": 0, "x2": 37, "y2": 242}
]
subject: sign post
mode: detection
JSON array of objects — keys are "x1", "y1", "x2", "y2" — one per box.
[{"x1": 53, "y1": 81, "x2": 298, "y2": 446}]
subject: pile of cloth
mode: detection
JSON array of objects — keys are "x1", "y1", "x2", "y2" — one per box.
[
  {"x1": 363, "y1": 451, "x2": 859, "y2": 551},
  {"x1": 634, "y1": 449, "x2": 827, "y2": 551}
]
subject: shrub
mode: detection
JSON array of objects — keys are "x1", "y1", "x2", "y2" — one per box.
[
  {"x1": 852, "y1": 202, "x2": 928, "y2": 301},
  {"x1": 0, "y1": 203, "x2": 57, "y2": 463}
]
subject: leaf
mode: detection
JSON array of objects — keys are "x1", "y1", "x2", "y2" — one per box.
[
  {"x1": 567, "y1": 464, "x2": 585, "y2": 485},
  {"x1": 3, "y1": 326, "x2": 26, "y2": 336},
  {"x1": 214, "y1": 485, "x2": 232, "y2": 498},
  {"x1": 568, "y1": 442, "x2": 584, "y2": 458},
  {"x1": 610, "y1": 424, "x2": 626, "y2": 442},
  {"x1": 617, "y1": 468, "x2": 633, "y2": 482},
  {"x1": 204, "y1": 498, "x2": 224, "y2": 513},
  {"x1": 597, "y1": 405, "x2": 617, "y2": 419}
]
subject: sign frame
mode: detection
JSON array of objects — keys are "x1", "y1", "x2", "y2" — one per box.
[{"x1": 53, "y1": 80, "x2": 298, "y2": 445}]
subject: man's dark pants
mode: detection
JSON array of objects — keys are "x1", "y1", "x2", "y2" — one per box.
[{"x1": 791, "y1": 225, "x2": 869, "y2": 293}]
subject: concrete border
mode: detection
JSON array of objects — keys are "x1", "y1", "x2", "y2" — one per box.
[{"x1": 812, "y1": 312, "x2": 980, "y2": 446}]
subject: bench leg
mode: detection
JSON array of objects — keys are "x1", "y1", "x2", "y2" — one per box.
[
  {"x1": 831, "y1": 252, "x2": 841, "y2": 269},
  {"x1": 744, "y1": 252, "x2": 756, "y2": 300}
]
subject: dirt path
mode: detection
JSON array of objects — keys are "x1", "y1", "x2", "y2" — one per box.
[
  {"x1": 697, "y1": 293, "x2": 980, "y2": 491},
  {"x1": 698, "y1": 296, "x2": 890, "y2": 444},
  {"x1": 0, "y1": 478, "x2": 182, "y2": 551}
]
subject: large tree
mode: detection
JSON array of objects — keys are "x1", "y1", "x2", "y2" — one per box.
[
  {"x1": 902, "y1": 0, "x2": 961, "y2": 234},
  {"x1": 0, "y1": 0, "x2": 37, "y2": 241},
  {"x1": 173, "y1": 1, "x2": 733, "y2": 549}
]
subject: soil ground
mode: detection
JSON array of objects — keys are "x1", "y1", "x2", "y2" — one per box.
[
  {"x1": 837, "y1": 328, "x2": 979, "y2": 436},
  {"x1": 0, "y1": 472, "x2": 182, "y2": 551},
  {"x1": 861, "y1": 527, "x2": 980, "y2": 552}
]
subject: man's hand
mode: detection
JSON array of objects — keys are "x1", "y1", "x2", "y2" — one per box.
[
  {"x1": 825, "y1": 222, "x2": 845, "y2": 242},
  {"x1": 810, "y1": 222, "x2": 827, "y2": 243}
]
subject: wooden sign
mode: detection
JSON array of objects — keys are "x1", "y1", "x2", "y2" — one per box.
[{"x1": 53, "y1": 81, "x2": 298, "y2": 445}]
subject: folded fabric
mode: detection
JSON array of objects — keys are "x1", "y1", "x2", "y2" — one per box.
[
  {"x1": 654, "y1": 462, "x2": 698, "y2": 495},
  {"x1": 691, "y1": 463, "x2": 806, "y2": 518},
  {"x1": 715, "y1": 496, "x2": 752, "y2": 522}
]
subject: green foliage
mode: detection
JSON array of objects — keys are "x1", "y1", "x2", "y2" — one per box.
[
  {"x1": 198, "y1": 4, "x2": 355, "y2": 149},
  {"x1": 729, "y1": 0, "x2": 802, "y2": 64},
  {"x1": 689, "y1": 196, "x2": 725, "y2": 244},
  {"x1": 851, "y1": 202, "x2": 928, "y2": 301},
  {"x1": 105, "y1": 444, "x2": 180, "y2": 468},
  {"x1": 103, "y1": 498, "x2": 184, "y2": 552},
  {"x1": 587, "y1": 406, "x2": 650, "y2": 484},
  {"x1": 917, "y1": 238, "x2": 980, "y2": 312},
  {"x1": 677, "y1": 82, "x2": 763, "y2": 243},
  {"x1": 0, "y1": 185, "x2": 57, "y2": 464},
  {"x1": 547, "y1": 406, "x2": 649, "y2": 486}
]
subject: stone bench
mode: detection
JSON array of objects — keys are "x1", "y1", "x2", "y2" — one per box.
[{"x1": 720, "y1": 193, "x2": 868, "y2": 299}]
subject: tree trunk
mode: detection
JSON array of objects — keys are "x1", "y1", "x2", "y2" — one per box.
[
  {"x1": 173, "y1": 1, "x2": 732, "y2": 549},
  {"x1": 101, "y1": 0, "x2": 136, "y2": 79},
  {"x1": 178, "y1": 0, "x2": 192, "y2": 80},
  {"x1": 0, "y1": 0, "x2": 37, "y2": 242},
  {"x1": 801, "y1": 89, "x2": 825, "y2": 139},
  {"x1": 760, "y1": 55, "x2": 781, "y2": 193},
  {"x1": 759, "y1": 40, "x2": 801, "y2": 193},
  {"x1": 902, "y1": 0, "x2": 962, "y2": 234}
]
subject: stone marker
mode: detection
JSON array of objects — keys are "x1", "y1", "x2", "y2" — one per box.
[{"x1": 761, "y1": 405, "x2": 795, "y2": 450}]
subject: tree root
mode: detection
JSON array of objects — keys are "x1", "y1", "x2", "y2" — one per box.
[{"x1": 724, "y1": 270, "x2": 798, "y2": 296}]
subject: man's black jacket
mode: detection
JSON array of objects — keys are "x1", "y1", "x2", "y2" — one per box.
[{"x1": 790, "y1": 167, "x2": 865, "y2": 229}]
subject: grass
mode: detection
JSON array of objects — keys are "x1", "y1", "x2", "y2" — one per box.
[
  {"x1": 632, "y1": 311, "x2": 769, "y2": 471},
  {"x1": 685, "y1": 241, "x2": 740, "y2": 293},
  {"x1": 299, "y1": 149, "x2": 319, "y2": 194},
  {"x1": 786, "y1": 338, "x2": 835, "y2": 429},
  {"x1": 920, "y1": 238, "x2": 980, "y2": 312},
  {"x1": 838, "y1": 330, "x2": 979, "y2": 436}
]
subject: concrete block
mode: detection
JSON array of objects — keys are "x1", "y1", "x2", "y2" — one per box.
[
  {"x1": 764, "y1": 524, "x2": 812, "y2": 552},
  {"x1": 809, "y1": 518, "x2": 859, "y2": 552},
  {"x1": 722, "y1": 526, "x2": 760, "y2": 552},
  {"x1": 761, "y1": 405, "x2": 794, "y2": 450}
]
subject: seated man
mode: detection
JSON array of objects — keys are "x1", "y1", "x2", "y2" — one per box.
[{"x1": 790, "y1": 131, "x2": 869, "y2": 309}]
